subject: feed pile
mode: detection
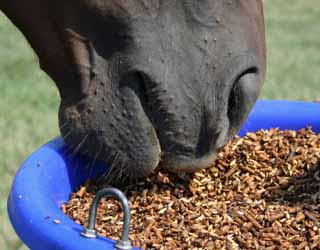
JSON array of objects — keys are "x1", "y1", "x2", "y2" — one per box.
[{"x1": 62, "y1": 128, "x2": 320, "y2": 249}]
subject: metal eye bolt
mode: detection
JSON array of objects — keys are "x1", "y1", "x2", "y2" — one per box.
[{"x1": 81, "y1": 187, "x2": 132, "y2": 250}]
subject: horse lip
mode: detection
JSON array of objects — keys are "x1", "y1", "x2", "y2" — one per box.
[{"x1": 160, "y1": 151, "x2": 218, "y2": 173}]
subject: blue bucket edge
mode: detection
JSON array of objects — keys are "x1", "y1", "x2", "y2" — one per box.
[{"x1": 7, "y1": 100, "x2": 320, "y2": 250}]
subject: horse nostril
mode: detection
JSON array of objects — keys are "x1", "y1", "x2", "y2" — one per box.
[
  {"x1": 120, "y1": 71, "x2": 146, "y2": 100},
  {"x1": 227, "y1": 79, "x2": 241, "y2": 126},
  {"x1": 227, "y1": 67, "x2": 259, "y2": 129},
  {"x1": 119, "y1": 71, "x2": 157, "y2": 129}
]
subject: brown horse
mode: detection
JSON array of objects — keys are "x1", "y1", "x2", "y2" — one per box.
[{"x1": 0, "y1": 0, "x2": 266, "y2": 179}]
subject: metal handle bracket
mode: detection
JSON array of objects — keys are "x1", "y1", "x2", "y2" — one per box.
[{"x1": 80, "y1": 187, "x2": 132, "y2": 250}]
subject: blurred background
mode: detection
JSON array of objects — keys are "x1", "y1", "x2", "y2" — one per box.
[{"x1": 0, "y1": 0, "x2": 319, "y2": 249}]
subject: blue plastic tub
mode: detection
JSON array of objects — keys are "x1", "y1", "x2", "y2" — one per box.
[{"x1": 7, "y1": 100, "x2": 320, "y2": 250}]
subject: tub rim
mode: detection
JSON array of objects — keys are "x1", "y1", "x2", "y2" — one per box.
[{"x1": 7, "y1": 100, "x2": 320, "y2": 250}]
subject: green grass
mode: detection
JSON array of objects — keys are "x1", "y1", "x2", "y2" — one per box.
[
  {"x1": 0, "y1": 1, "x2": 319, "y2": 249},
  {"x1": 262, "y1": 1, "x2": 320, "y2": 100},
  {"x1": 0, "y1": 12, "x2": 60, "y2": 250}
]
